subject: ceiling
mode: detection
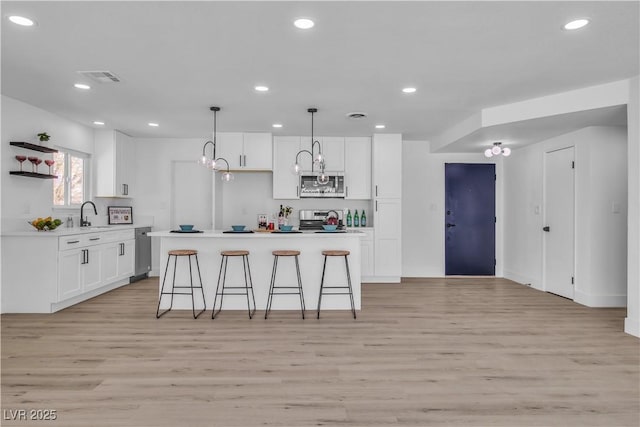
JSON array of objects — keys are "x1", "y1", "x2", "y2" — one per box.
[{"x1": 2, "y1": 1, "x2": 638, "y2": 150}]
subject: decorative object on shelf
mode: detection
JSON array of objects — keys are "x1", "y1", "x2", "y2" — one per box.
[
  {"x1": 9, "y1": 142, "x2": 58, "y2": 178},
  {"x1": 44, "y1": 159, "x2": 55, "y2": 174},
  {"x1": 10, "y1": 141, "x2": 58, "y2": 153},
  {"x1": 291, "y1": 108, "x2": 330, "y2": 185},
  {"x1": 37, "y1": 132, "x2": 50, "y2": 142},
  {"x1": 484, "y1": 142, "x2": 511, "y2": 158},
  {"x1": 107, "y1": 206, "x2": 133, "y2": 224},
  {"x1": 198, "y1": 106, "x2": 233, "y2": 182},
  {"x1": 28, "y1": 156, "x2": 39, "y2": 172},
  {"x1": 15, "y1": 155, "x2": 27, "y2": 171},
  {"x1": 29, "y1": 217, "x2": 62, "y2": 231}
]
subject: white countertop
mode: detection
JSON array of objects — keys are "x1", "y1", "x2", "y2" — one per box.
[
  {"x1": 2, "y1": 223, "x2": 152, "y2": 237},
  {"x1": 149, "y1": 229, "x2": 366, "y2": 238}
]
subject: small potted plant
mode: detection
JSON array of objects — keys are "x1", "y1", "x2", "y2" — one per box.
[{"x1": 37, "y1": 132, "x2": 50, "y2": 142}]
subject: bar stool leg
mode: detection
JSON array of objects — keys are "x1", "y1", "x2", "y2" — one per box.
[
  {"x1": 194, "y1": 254, "x2": 206, "y2": 317},
  {"x1": 242, "y1": 254, "x2": 256, "y2": 319},
  {"x1": 344, "y1": 255, "x2": 356, "y2": 319},
  {"x1": 186, "y1": 254, "x2": 206, "y2": 319},
  {"x1": 156, "y1": 254, "x2": 173, "y2": 318},
  {"x1": 295, "y1": 254, "x2": 306, "y2": 319},
  {"x1": 212, "y1": 255, "x2": 228, "y2": 319},
  {"x1": 265, "y1": 255, "x2": 279, "y2": 319},
  {"x1": 317, "y1": 255, "x2": 328, "y2": 319}
]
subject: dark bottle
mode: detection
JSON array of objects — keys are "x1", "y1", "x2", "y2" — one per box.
[
  {"x1": 278, "y1": 205, "x2": 284, "y2": 229},
  {"x1": 354, "y1": 210, "x2": 359, "y2": 227},
  {"x1": 361, "y1": 210, "x2": 366, "y2": 227},
  {"x1": 346, "y1": 209, "x2": 352, "y2": 227}
]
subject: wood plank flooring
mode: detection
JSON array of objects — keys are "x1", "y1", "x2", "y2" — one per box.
[{"x1": 2, "y1": 277, "x2": 638, "y2": 426}]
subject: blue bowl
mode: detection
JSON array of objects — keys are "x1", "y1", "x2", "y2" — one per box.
[
  {"x1": 231, "y1": 225, "x2": 246, "y2": 232},
  {"x1": 179, "y1": 224, "x2": 194, "y2": 231},
  {"x1": 280, "y1": 225, "x2": 293, "y2": 232},
  {"x1": 322, "y1": 224, "x2": 338, "y2": 231}
]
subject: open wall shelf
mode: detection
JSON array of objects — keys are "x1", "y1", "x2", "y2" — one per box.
[
  {"x1": 10, "y1": 141, "x2": 58, "y2": 153},
  {"x1": 10, "y1": 171, "x2": 57, "y2": 179}
]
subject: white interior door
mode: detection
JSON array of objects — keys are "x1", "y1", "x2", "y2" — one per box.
[
  {"x1": 171, "y1": 161, "x2": 213, "y2": 230},
  {"x1": 543, "y1": 146, "x2": 575, "y2": 299}
]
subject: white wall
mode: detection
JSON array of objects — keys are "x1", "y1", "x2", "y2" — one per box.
[
  {"x1": 503, "y1": 126, "x2": 628, "y2": 307},
  {"x1": 626, "y1": 76, "x2": 640, "y2": 337},
  {"x1": 401, "y1": 140, "x2": 504, "y2": 277},
  {"x1": 1, "y1": 95, "x2": 95, "y2": 230}
]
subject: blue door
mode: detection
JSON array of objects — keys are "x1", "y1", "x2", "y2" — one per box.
[{"x1": 445, "y1": 163, "x2": 495, "y2": 275}]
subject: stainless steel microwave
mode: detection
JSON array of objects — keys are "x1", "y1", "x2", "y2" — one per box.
[{"x1": 299, "y1": 173, "x2": 345, "y2": 198}]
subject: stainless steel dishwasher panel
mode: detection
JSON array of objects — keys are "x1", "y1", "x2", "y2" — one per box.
[{"x1": 132, "y1": 226, "x2": 152, "y2": 282}]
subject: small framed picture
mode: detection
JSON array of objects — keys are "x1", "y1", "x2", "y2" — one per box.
[{"x1": 108, "y1": 206, "x2": 133, "y2": 224}]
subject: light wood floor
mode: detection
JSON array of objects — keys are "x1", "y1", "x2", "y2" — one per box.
[{"x1": 2, "y1": 277, "x2": 638, "y2": 427}]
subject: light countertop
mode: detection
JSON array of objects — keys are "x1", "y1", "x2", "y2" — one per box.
[
  {"x1": 149, "y1": 229, "x2": 366, "y2": 238},
  {"x1": 2, "y1": 223, "x2": 152, "y2": 237}
]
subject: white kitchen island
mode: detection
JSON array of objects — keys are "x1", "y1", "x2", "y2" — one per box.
[{"x1": 149, "y1": 230, "x2": 363, "y2": 311}]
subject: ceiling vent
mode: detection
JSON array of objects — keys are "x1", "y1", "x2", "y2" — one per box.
[
  {"x1": 78, "y1": 70, "x2": 121, "y2": 83},
  {"x1": 346, "y1": 112, "x2": 367, "y2": 119}
]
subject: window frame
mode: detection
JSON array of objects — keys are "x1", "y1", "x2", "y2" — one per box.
[{"x1": 51, "y1": 148, "x2": 91, "y2": 210}]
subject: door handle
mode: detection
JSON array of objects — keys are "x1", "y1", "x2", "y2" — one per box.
[
  {"x1": 543, "y1": 226, "x2": 550, "y2": 232},
  {"x1": 446, "y1": 223, "x2": 456, "y2": 228}
]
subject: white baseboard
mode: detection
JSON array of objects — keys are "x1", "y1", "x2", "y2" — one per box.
[
  {"x1": 625, "y1": 316, "x2": 639, "y2": 337},
  {"x1": 51, "y1": 278, "x2": 130, "y2": 313},
  {"x1": 574, "y1": 289, "x2": 627, "y2": 307},
  {"x1": 503, "y1": 270, "x2": 541, "y2": 290},
  {"x1": 149, "y1": 269, "x2": 159, "y2": 277},
  {"x1": 362, "y1": 276, "x2": 401, "y2": 283}
]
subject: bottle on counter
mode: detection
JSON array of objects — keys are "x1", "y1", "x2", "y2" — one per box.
[
  {"x1": 361, "y1": 210, "x2": 366, "y2": 227},
  {"x1": 346, "y1": 209, "x2": 352, "y2": 227},
  {"x1": 354, "y1": 210, "x2": 359, "y2": 227},
  {"x1": 66, "y1": 216, "x2": 73, "y2": 228},
  {"x1": 278, "y1": 205, "x2": 284, "y2": 230}
]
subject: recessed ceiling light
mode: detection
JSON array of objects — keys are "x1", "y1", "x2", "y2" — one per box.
[
  {"x1": 402, "y1": 87, "x2": 417, "y2": 93},
  {"x1": 93, "y1": 121, "x2": 105, "y2": 126},
  {"x1": 74, "y1": 83, "x2": 91, "y2": 90},
  {"x1": 254, "y1": 85, "x2": 269, "y2": 92},
  {"x1": 564, "y1": 18, "x2": 590, "y2": 30},
  {"x1": 8, "y1": 15, "x2": 35, "y2": 26},
  {"x1": 375, "y1": 124, "x2": 386, "y2": 129},
  {"x1": 148, "y1": 123, "x2": 159, "y2": 127},
  {"x1": 272, "y1": 123, "x2": 283, "y2": 128},
  {"x1": 294, "y1": 18, "x2": 314, "y2": 29}
]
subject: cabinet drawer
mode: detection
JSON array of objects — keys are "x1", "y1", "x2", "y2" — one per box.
[
  {"x1": 101, "y1": 229, "x2": 134, "y2": 243},
  {"x1": 59, "y1": 235, "x2": 88, "y2": 250}
]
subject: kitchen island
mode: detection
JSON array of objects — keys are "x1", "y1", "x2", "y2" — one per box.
[{"x1": 148, "y1": 230, "x2": 363, "y2": 311}]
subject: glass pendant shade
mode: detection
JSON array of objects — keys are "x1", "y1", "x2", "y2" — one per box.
[
  {"x1": 198, "y1": 155, "x2": 208, "y2": 166},
  {"x1": 502, "y1": 147, "x2": 511, "y2": 156},
  {"x1": 491, "y1": 145, "x2": 502, "y2": 155},
  {"x1": 291, "y1": 163, "x2": 302, "y2": 175},
  {"x1": 317, "y1": 171, "x2": 329, "y2": 185},
  {"x1": 220, "y1": 171, "x2": 234, "y2": 182},
  {"x1": 484, "y1": 148, "x2": 494, "y2": 158}
]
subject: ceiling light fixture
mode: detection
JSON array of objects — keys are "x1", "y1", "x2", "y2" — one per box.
[
  {"x1": 402, "y1": 87, "x2": 417, "y2": 93},
  {"x1": 254, "y1": 85, "x2": 269, "y2": 92},
  {"x1": 148, "y1": 122, "x2": 159, "y2": 127},
  {"x1": 291, "y1": 108, "x2": 329, "y2": 185},
  {"x1": 74, "y1": 83, "x2": 91, "y2": 90},
  {"x1": 294, "y1": 18, "x2": 314, "y2": 29},
  {"x1": 484, "y1": 142, "x2": 511, "y2": 158},
  {"x1": 198, "y1": 106, "x2": 233, "y2": 182},
  {"x1": 564, "y1": 18, "x2": 590, "y2": 30},
  {"x1": 375, "y1": 124, "x2": 386, "y2": 129},
  {"x1": 8, "y1": 15, "x2": 34, "y2": 26},
  {"x1": 272, "y1": 123, "x2": 283, "y2": 128},
  {"x1": 93, "y1": 121, "x2": 105, "y2": 126}
]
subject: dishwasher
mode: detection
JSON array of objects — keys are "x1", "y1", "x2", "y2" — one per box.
[{"x1": 131, "y1": 226, "x2": 152, "y2": 282}]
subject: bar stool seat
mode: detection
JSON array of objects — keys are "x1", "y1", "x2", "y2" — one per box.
[
  {"x1": 265, "y1": 250, "x2": 305, "y2": 319},
  {"x1": 317, "y1": 249, "x2": 356, "y2": 319},
  {"x1": 156, "y1": 249, "x2": 206, "y2": 319},
  {"x1": 212, "y1": 249, "x2": 256, "y2": 319}
]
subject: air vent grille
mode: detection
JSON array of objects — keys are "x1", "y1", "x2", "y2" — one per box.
[{"x1": 78, "y1": 71, "x2": 121, "y2": 83}]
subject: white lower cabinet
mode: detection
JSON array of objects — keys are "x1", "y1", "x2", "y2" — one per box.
[
  {"x1": 374, "y1": 199, "x2": 402, "y2": 280},
  {"x1": 58, "y1": 248, "x2": 84, "y2": 300},
  {"x1": 358, "y1": 228, "x2": 375, "y2": 278}
]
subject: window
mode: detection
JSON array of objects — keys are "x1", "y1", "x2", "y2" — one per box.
[{"x1": 52, "y1": 149, "x2": 89, "y2": 207}]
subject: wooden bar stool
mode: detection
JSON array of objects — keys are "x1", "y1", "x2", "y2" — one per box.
[
  {"x1": 156, "y1": 249, "x2": 206, "y2": 319},
  {"x1": 317, "y1": 250, "x2": 356, "y2": 319},
  {"x1": 265, "y1": 250, "x2": 306, "y2": 319},
  {"x1": 212, "y1": 250, "x2": 256, "y2": 319}
]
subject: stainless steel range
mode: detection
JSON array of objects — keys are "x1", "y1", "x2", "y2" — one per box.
[{"x1": 299, "y1": 209, "x2": 345, "y2": 230}]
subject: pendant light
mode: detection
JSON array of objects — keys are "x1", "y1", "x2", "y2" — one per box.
[
  {"x1": 199, "y1": 106, "x2": 233, "y2": 181},
  {"x1": 484, "y1": 142, "x2": 511, "y2": 158},
  {"x1": 292, "y1": 108, "x2": 328, "y2": 185}
]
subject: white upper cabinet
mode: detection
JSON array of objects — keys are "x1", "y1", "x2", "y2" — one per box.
[
  {"x1": 95, "y1": 130, "x2": 134, "y2": 198},
  {"x1": 344, "y1": 137, "x2": 371, "y2": 199},
  {"x1": 273, "y1": 136, "x2": 302, "y2": 199},
  {"x1": 216, "y1": 132, "x2": 272, "y2": 170},
  {"x1": 373, "y1": 133, "x2": 402, "y2": 199},
  {"x1": 320, "y1": 136, "x2": 345, "y2": 171}
]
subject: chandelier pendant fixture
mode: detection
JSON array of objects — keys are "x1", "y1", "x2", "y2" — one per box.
[
  {"x1": 198, "y1": 106, "x2": 233, "y2": 181},
  {"x1": 292, "y1": 108, "x2": 329, "y2": 185},
  {"x1": 484, "y1": 142, "x2": 511, "y2": 158}
]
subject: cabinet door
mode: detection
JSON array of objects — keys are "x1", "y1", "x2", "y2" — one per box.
[
  {"x1": 321, "y1": 137, "x2": 345, "y2": 171},
  {"x1": 373, "y1": 134, "x2": 402, "y2": 199},
  {"x1": 216, "y1": 133, "x2": 244, "y2": 169},
  {"x1": 273, "y1": 136, "x2": 302, "y2": 199},
  {"x1": 118, "y1": 240, "x2": 135, "y2": 279},
  {"x1": 101, "y1": 243, "x2": 119, "y2": 284},
  {"x1": 83, "y1": 246, "x2": 103, "y2": 291},
  {"x1": 117, "y1": 132, "x2": 135, "y2": 197},
  {"x1": 243, "y1": 133, "x2": 272, "y2": 170},
  {"x1": 297, "y1": 136, "x2": 314, "y2": 172},
  {"x1": 58, "y1": 249, "x2": 83, "y2": 301},
  {"x1": 361, "y1": 238, "x2": 374, "y2": 277},
  {"x1": 374, "y1": 199, "x2": 402, "y2": 277},
  {"x1": 345, "y1": 137, "x2": 371, "y2": 199}
]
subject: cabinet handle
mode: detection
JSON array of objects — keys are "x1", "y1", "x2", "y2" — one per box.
[
  {"x1": 90, "y1": 237, "x2": 100, "y2": 241},
  {"x1": 375, "y1": 185, "x2": 378, "y2": 197},
  {"x1": 346, "y1": 186, "x2": 348, "y2": 198},
  {"x1": 244, "y1": 155, "x2": 247, "y2": 167},
  {"x1": 81, "y1": 249, "x2": 88, "y2": 264},
  {"x1": 67, "y1": 240, "x2": 80, "y2": 244},
  {"x1": 376, "y1": 200, "x2": 378, "y2": 212},
  {"x1": 122, "y1": 183, "x2": 128, "y2": 196},
  {"x1": 239, "y1": 155, "x2": 242, "y2": 167},
  {"x1": 296, "y1": 185, "x2": 299, "y2": 198},
  {"x1": 119, "y1": 242, "x2": 125, "y2": 256},
  {"x1": 85, "y1": 249, "x2": 89, "y2": 264}
]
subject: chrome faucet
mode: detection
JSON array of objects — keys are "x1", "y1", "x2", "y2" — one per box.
[{"x1": 80, "y1": 201, "x2": 97, "y2": 227}]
